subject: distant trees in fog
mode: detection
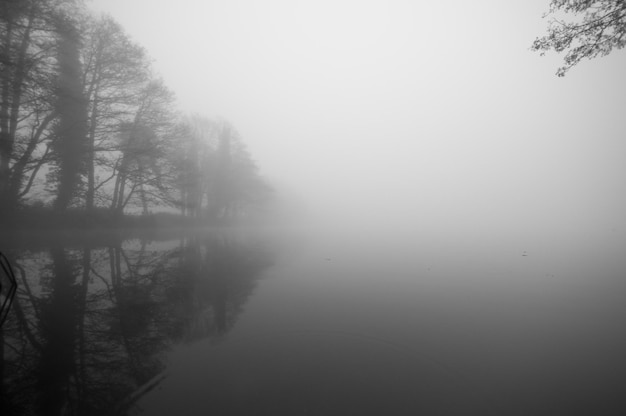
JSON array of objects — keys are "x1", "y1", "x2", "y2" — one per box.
[
  {"x1": 0, "y1": 0, "x2": 270, "y2": 222},
  {"x1": 173, "y1": 116, "x2": 271, "y2": 219}
]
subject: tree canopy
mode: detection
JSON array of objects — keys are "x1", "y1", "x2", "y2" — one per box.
[{"x1": 532, "y1": 0, "x2": 626, "y2": 76}]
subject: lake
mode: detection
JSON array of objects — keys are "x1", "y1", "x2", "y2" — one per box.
[{"x1": 1, "y1": 224, "x2": 625, "y2": 415}]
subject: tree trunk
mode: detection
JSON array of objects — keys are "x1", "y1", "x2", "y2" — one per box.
[
  {"x1": 116, "y1": 169, "x2": 127, "y2": 214},
  {"x1": 139, "y1": 182, "x2": 149, "y2": 214},
  {"x1": 85, "y1": 93, "x2": 98, "y2": 212},
  {"x1": 0, "y1": 19, "x2": 13, "y2": 207},
  {"x1": 53, "y1": 20, "x2": 89, "y2": 211}
]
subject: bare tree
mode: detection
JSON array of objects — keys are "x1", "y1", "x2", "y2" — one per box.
[
  {"x1": 81, "y1": 15, "x2": 149, "y2": 211},
  {"x1": 0, "y1": 0, "x2": 63, "y2": 211},
  {"x1": 532, "y1": 0, "x2": 626, "y2": 76},
  {"x1": 110, "y1": 79, "x2": 175, "y2": 214}
]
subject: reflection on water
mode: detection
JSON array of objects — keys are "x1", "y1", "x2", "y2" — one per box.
[
  {"x1": 0, "y1": 230, "x2": 273, "y2": 415},
  {"x1": 2, "y1": 226, "x2": 626, "y2": 415}
]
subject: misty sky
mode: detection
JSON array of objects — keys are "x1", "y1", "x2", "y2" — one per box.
[{"x1": 88, "y1": 0, "x2": 626, "y2": 235}]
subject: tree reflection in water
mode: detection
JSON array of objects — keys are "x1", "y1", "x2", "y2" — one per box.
[{"x1": 0, "y1": 231, "x2": 273, "y2": 415}]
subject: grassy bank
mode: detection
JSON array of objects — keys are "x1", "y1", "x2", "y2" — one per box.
[{"x1": 0, "y1": 207, "x2": 213, "y2": 231}]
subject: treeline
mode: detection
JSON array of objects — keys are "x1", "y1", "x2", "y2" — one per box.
[{"x1": 0, "y1": 0, "x2": 270, "y2": 224}]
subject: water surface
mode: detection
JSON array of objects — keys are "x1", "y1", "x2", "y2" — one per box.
[{"x1": 1, "y1": 225, "x2": 625, "y2": 415}]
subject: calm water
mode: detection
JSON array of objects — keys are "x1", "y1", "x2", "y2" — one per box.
[{"x1": 1, "y1": 225, "x2": 625, "y2": 415}]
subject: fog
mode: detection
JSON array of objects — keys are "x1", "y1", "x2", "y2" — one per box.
[
  {"x1": 88, "y1": 0, "x2": 626, "y2": 240},
  {"x1": 2, "y1": 1, "x2": 626, "y2": 414}
]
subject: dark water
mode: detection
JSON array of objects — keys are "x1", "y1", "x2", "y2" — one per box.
[{"x1": 1, "y1": 225, "x2": 626, "y2": 415}]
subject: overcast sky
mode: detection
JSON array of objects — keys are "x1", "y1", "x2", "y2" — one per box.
[{"x1": 87, "y1": 0, "x2": 626, "y2": 237}]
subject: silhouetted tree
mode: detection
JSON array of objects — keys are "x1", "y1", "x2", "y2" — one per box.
[
  {"x1": 110, "y1": 79, "x2": 175, "y2": 214},
  {"x1": 49, "y1": 15, "x2": 89, "y2": 210},
  {"x1": 0, "y1": 0, "x2": 64, "y2": 212},
  {"x1": 532, "y1": 0, "x2": 626, "y2": 76},
  {"x1": 172, "y1": 116, "x2": 218, "y2": 217},
  {"x1": 0, "y1": 0, "x2": 37, "y2": 211},
  {"x1": 81, "y1": 15, "x2": 149, "y2": 211}
]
